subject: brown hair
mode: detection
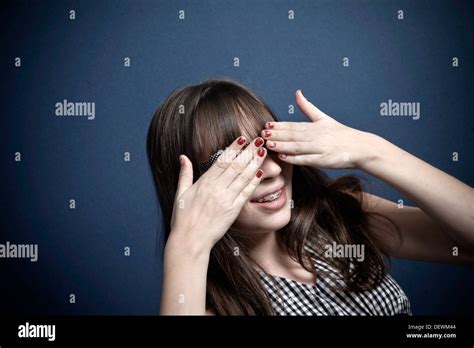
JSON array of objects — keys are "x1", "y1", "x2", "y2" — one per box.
[{"x1": 147, "y1": 77, "x2": 393, "y2": 315}]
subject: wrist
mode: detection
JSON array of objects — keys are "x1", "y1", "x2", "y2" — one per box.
[
  {"x1": 356, "y1": 132, "x2": 391, "y2": 171},
  {"x1": 165, "y1": 230, "x2": 213, "y2": 262}
]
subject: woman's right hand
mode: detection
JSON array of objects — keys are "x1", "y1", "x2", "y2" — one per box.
[{"x1": 168, "y1": 136, "x2": 267, "y2": 253}]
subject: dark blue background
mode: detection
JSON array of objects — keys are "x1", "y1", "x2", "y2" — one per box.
[{"x1": 1, "y1": 0, "x2": 472, "y2": 315}]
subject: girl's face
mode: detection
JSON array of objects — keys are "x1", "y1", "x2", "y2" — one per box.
[{"x1": 233, "y1": 152, "x2": 293, "y2": 234}]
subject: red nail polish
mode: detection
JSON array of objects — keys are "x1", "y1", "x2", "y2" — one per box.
[
  {"x1": 266, "y1": 122, "x2": 274, "y2": 129},
  {"x1": 258, "y1": 147, "x2": 266, "y2": 157},
  {"x1": 237, "y1": 136, "x2": 246, "y2": 145},
  {"x1": 256, "y1": 169, "x2": 263, "y2": 178},
  {"x1": 263, "y1": 130, "x2": 271, "y2": 138},
  {"x1": 254, "y1": 137, "x2": 264, "y2": 147}
]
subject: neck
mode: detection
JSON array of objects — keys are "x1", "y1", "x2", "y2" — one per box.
[{"x1": 246, "y1": 231, "x2": 291, "y2": 272}]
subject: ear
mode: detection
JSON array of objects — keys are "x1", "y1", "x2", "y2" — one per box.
[{"x1": 295, "y1": 90, "x2": 330, "y2": 122}]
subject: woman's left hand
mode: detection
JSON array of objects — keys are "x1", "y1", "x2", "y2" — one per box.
[
  {"x1": 263, "y1": 91, "x2": 474, "y2": 256},
  {"x1": 261, "y1": 90, "x2": 379, "y2": 169}
]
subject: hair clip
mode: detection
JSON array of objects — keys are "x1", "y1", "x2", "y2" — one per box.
[{"x1": 198, "y1": 140, "x2": 251, "y2": 173}]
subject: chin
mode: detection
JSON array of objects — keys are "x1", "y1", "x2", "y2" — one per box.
[
  {"x1": 257, "y1": 208, "x2": 292, "y2": 232},
  {"x1": 235, "y1": 204, "x2": 292, "y2": 234}
]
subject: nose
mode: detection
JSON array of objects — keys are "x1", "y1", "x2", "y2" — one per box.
[{"x1": 259, "y1": 151, "x2": 283, "y2": 180}]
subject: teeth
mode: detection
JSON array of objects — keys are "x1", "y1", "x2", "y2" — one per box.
[{"x1": 256, "y1": 189, "x2": 282, "y2": 203}]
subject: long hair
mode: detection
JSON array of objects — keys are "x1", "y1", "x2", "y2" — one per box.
[{"x1": 147, "y1": 77, "x2": 394, "y2": 315}]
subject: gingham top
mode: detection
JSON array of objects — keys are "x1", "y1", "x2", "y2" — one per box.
[{"x1": 257, "y1": 242, "x2": 411, "y2": 316}]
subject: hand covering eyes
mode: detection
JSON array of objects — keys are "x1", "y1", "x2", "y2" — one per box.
[{"x1": 198, "y1": 140, "x2": 251, "y2": 173}]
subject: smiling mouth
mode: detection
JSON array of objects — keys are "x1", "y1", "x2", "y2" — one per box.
[{"x1": 250, "y1": 187, "x2": 284, "y2": 203}]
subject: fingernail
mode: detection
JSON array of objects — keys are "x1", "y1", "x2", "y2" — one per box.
[
  {"x1": 258, "y1": 147, "x2": 266, "y2": 157},
  {"x1": 263, "y1": 130, "x2": 271, "y2": 138},
  {"x1": 237, "y1": 136, "x2": 246, "y2": 145},
  {"x1": 256, "y1": 169, "x2": 263, "y2": 178},
  {"x1": 179, "y1": 155, "x2": 184, "y2": 166},
  {"x1": 266, "y1": 140, "x2": 275, "y2": 148},
  {"x1": 279, "y1": 154, "x2": 287, "y2": 159},
  {"x1": 254, "y1": 137, "x2": 264, "y2": 147},
  {"x1": 266, "y1": 122, "x2": 274, "y2": 129}
]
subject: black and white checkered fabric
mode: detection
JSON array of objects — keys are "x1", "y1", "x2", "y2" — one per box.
[{"x1": 257, "y1": 243, "x2": 411, "y2": 316}]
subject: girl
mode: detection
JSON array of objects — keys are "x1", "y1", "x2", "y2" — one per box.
[{"x1": 146, "y1": 78, "x2": 473, "y2": 315}]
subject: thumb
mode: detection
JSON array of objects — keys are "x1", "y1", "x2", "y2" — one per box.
[
  {"x1": 295, "y1": 89, "x2": 329, "y2": 122},
  {"x1": 175, "y1": 154, "x2": 194, "y2": 199}
]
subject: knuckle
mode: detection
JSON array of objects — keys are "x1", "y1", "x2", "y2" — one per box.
[
  {"x1": 237, "y1": 172, "x2": 252, "y2": 185},
  {"x1": 294, "y1": 142, "x2": 302, "y2": 153},
  {"x1": 211, "y1": 190, "x2": 228, "y2": 207},
  {"x1": 230, "y1": 161, "x2": 245, "y2": 173},
  {"x1": 215, "y1": 158, "x2": 229, "y2": 170}
]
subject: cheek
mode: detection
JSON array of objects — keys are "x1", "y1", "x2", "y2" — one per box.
[{"x1": 233, "y1": 205, "x2": 260, "y2": 228}]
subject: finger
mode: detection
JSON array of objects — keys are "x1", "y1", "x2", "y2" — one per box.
[
  {"x1": 264, "y1": 121, "x2": 306, "y2": 131},
  {"x1": 175, "y1": 154, "x2": 194, "y2": 199},
  {"x1": 233, "y1": 168, "x2": 265, "y2": 207},
  {"x1": 219, "y1": 137, "x2": 264, "y2": 187},
  {"x1": 295, "y1": 89, "x2": 327, "y2": 122},
  {"x1": 205, "y1": 135, "x2": 248, "y2": 178},
  {"x1": 277, "y1": 153, "x2": 323, "y2": 166},
  {"x1": 265, "y1": 140, "x2": 317, "y2": 155},
  {"x1": 228, "y1": 145, "x2": 267, "y2": 197},
  {"x1": 261, "y1": 129, "x2": 309, "y2": 142}
]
